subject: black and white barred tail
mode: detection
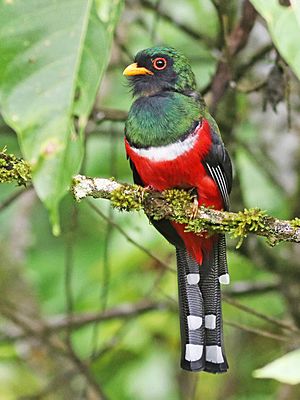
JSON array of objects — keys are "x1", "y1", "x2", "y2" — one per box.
[{"x1": 176, "y1": 234, "x2": 229, "y2": 373}]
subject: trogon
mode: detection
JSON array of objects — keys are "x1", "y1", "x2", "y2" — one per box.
[{"x1": 123, "y1": 47, "x2": 232, "y2": 373}]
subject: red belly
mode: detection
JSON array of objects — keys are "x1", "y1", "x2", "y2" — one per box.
[{"x1": 125, "y1": 119, "x2": 223, "y2": 264}]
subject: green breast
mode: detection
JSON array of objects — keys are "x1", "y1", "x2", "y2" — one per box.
[{"x1": 125, "y1": 92, "x2": 201, "y2": 148}]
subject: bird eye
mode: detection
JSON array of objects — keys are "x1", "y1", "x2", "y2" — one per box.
[{"x1": 152, "y1": 57, "x2": 167, "y2": 70}]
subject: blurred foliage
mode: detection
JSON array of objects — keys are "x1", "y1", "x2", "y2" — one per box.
[
  {"x1": 1, "y1": 0, "x2": 300, "y2": 399},
  {"x1": 250, "y1": 0, "x2": 300, "y2": 81},
  {"x1": 254, "y1": 349, "x2": 300, "y2": 385},
  {"x1": 0, "y1": 0, "x2": 123, "y2": 232}
]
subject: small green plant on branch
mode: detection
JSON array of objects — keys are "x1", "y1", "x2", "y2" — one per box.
[
  {"x1": 72, "y1": 174, "x2": 300, "y2": 248},
  {"x1": 0, "y1": 148, "x2": 31, "y2": 186}
]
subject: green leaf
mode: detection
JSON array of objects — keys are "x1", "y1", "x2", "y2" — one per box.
[
  {"x1": 253, "y1": 349, "x2": 300, "y2": 385},
  {"x1": 0, "y1": 0, "x2": 123, "y2": 232},
  {"x1": 291, "y1": 0, "x2": 300, "y2": 28},
  {"x1": 74, "y1": 0, "x2": 124, "y2": 122},
  {"x1": 250, "y1": 0, "x2": 300, "y2": 81}
]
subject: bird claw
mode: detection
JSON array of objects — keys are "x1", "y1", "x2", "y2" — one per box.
[
  {"x1": 190, "y1": 196, "x2": 199, "y2": 219},
  {"x1": 141, "y1": 185, "x2": 154, "y2": 202},
  {"x1": 145, "y1": 185, "x2": 154, "y2": 191}
]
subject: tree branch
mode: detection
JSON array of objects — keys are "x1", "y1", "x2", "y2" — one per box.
[
  {"x1": 0, "y1": 148, "x2": 31, "y2": 186},
  {"x1": 139, "y1": 0, "x2": 215, "y2": 47},
  {"x1": 209, "y1": 0, "x2": 258, "y2": 112},
  {"x1": 72, "y1": 175, "x2": 300, "y2": 246},
  {"x1": 223, "y1": 280, "x2": 279, "y2": 297},
  {"x1": 87, "y1": 201, "x2": 174, "y2": 272},
  {"x1": 0, "y1": 186, "x2": 32, "y2": 212},
  {"x1": 1, "y1": 300, "x2": 168, "y2": 341},
  {"x1": 224, "y1": 319, "x2": 289, "y2": 342},
  {"x1": 92, "y1": 107, "x2": 128, "y2": 123}
]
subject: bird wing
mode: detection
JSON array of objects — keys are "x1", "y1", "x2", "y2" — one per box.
[{"x1": 202, "y1": 128, "x2": 232, "y2": 210}]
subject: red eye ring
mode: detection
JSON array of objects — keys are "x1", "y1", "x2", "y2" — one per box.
[{"x1": 152, "y1": 57, "x2": 167, "y2": 70}]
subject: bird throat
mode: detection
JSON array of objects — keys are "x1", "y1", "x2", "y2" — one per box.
[{"x1": 125, "y1": 91, "x2": 200, "y2": 148}]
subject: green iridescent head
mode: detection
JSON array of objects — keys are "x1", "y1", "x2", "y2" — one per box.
[{"x1": 123, "y1": 46, "x2": 197, "y2": 96}]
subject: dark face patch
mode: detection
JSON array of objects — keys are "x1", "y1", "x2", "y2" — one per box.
[{"x1": 128, "y1": 52, "x2": 177, "y2": 96}]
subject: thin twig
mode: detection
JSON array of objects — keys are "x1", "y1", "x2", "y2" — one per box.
[
  {"x1": 223, "y1": 295, "x2": 300, "y2": 333},
  {"x1": 87, "y1": 200, "x2": 174, "y2": 272},
  {"x1": 211, "y1": 0, "x2": 226, "y2": 49},
  {"x1": 64, "y1": 205, "x2": 77, "y2": 337},
  {"x1": 0, "y1": 300, "x2": 107, "y2": 398},
  {"x1": 18, "y1": 369, "x2": 76, "y2": 400},
  {"x1": 223, "y1": 280, "x2": 279, "y2": 297},
  {"x1": 224, "y1": 319, "x2": 289, "y2": 342},
  {"x1": 92, "y1": 107, "x2": 128, "y2": 123},
  {"x1": 235, "y1": 79, "x2": 266, "y2": 93},
  {"x1": 0, "y1": 299, "x2": 67, "y2": 355},
  {"x1": 209, "y1": 0, "x2": 258, "y2": 112},
  {"x1": 150, "y1": 0, "x2": 162, "y2": 43},
  {"x1": 237, "y1": 139, "x2": 283, "y2": 191},
  {"x1": 0, "y1": 186, "x2": 31, "y2": 212},
  {"x1": 139, "y1": 0, "x2": 215, "y2": 47},
  {"x1": 90, "y1": 128, "x2": 115, "y2": 360},
  {"x1": 89, "y1": 320, "x2": 132, "y2": 363},
  {"x1": 235, "y1": 43, "x2": 274, "y2": 81},
  {"x1": 0, "y1": 301, "x2": 167, "y2": 341},
  {"x1": 65, "y1": 344, "x2": 108, "y2": 400}
]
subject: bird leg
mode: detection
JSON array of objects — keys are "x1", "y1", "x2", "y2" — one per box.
[{"x1": 190, "y1": 188, "x2": 199, "y2": 219}]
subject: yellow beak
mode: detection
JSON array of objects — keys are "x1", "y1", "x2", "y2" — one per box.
[{"x1": 123, "y1": 62, "x2": 153, "y2": 76}]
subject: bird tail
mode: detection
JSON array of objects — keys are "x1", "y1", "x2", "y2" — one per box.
[{"x1": 176, "y1": 234, "x2": 229, "y2": 373}]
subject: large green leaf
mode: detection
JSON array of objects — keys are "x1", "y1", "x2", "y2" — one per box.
[
  {"x1": 74, "y1": 0, "x2": 124, "y2": 122},
  {"x1": 0, "y1": 0, "x2": 123, "y2": 233},
  {"x1": 253, "y1": 349, "x2": 300, "y2": 385},
  {"x1": 250, "y1": 0, "x2": 300, "y2": 81}
]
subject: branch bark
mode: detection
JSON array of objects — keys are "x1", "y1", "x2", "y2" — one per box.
[
  {"x1": 209, "y1": 0, "x2": 258, "y2": 113},
  {"x1": 140, "y1": 0, "x2": 215, "y2": 47},
  {"x1": 0, "y1": 149, "x2": 31, "y2": 185},
  {"x1": 72, "y1": 175, "x2": 300, "y2": 246},
  {"x1": 1, "y1": 300, "x2": 167, "y2": 341}
]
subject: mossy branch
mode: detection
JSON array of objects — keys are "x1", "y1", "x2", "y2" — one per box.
[
  {"x1": 0, "y1": 148, "x2": 31, "y2": 186},
  {"x1": 72, "y1": 174, "x2": 300, "y2": 247}
]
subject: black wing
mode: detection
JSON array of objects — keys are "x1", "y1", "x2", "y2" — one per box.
[{"x1": 203, "y1": 129, "x2": 232, "y2": 210}]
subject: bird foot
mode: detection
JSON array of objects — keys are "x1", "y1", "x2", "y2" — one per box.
[
  {"x1": 145, "y1": 185, "x2": 155, "y2": 191},
  {"x1": 190, "y1": 195, "x2": 199, "y2": 219},
  {"x1": 141, "y1": 185, "x2": 154, "y2": 202}
]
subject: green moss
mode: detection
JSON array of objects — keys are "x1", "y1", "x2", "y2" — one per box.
[
  {"x1": 110, "y1": 185, "x2": 147, "y2": 212},
  {"x1": 181, "y1": 204, "x2": 267, "y2": 247},
  {"x1": 110, "y1": 185, "x2": 270, "y2": 247},
  {"x1": 186, "y1": 207, "x2": 267, "y2": 247},
  {"x1": 228, "y1": 208, "x2": 267, "y2": 248},
  {"x1": 291, "y1": 217, "x2": 300, "y2": 228},
  {"x1": 0, "y1": 148, "x2": 31, "y2": 186},
  {"x1": 162, "y1": 188, "x2": 192, "y2": 220}
]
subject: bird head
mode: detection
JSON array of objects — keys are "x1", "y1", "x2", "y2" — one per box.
[{"x1": 123, "y1": 46, "x2": 197, "y2": 97}]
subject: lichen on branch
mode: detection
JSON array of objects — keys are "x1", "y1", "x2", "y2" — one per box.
[
  {"x1": 0, "y1": 148, "x2": 31, "y2": 186},
  {"x1": 72, "y1": 174, "x2": 300, "y2": 246}
]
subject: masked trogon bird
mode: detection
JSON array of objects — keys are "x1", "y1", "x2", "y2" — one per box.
[{"x1": 123, "y1": 47, "x2": 232, "y2": 373}]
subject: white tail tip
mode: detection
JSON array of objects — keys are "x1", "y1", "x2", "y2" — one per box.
[
  {"x1": 206, "y1": 345, "x2": 224, "y2": 363},
  {"x1": 219, "y1": 273, "x2": 230, "y2": 285},
  {"x1": 185, "y1": 344, "x2": 203, "y2": 361}
]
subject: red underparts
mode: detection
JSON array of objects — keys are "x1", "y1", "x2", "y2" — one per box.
[{"x1": 125, "y1": 119, "x2": 224, "y2": 264}]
